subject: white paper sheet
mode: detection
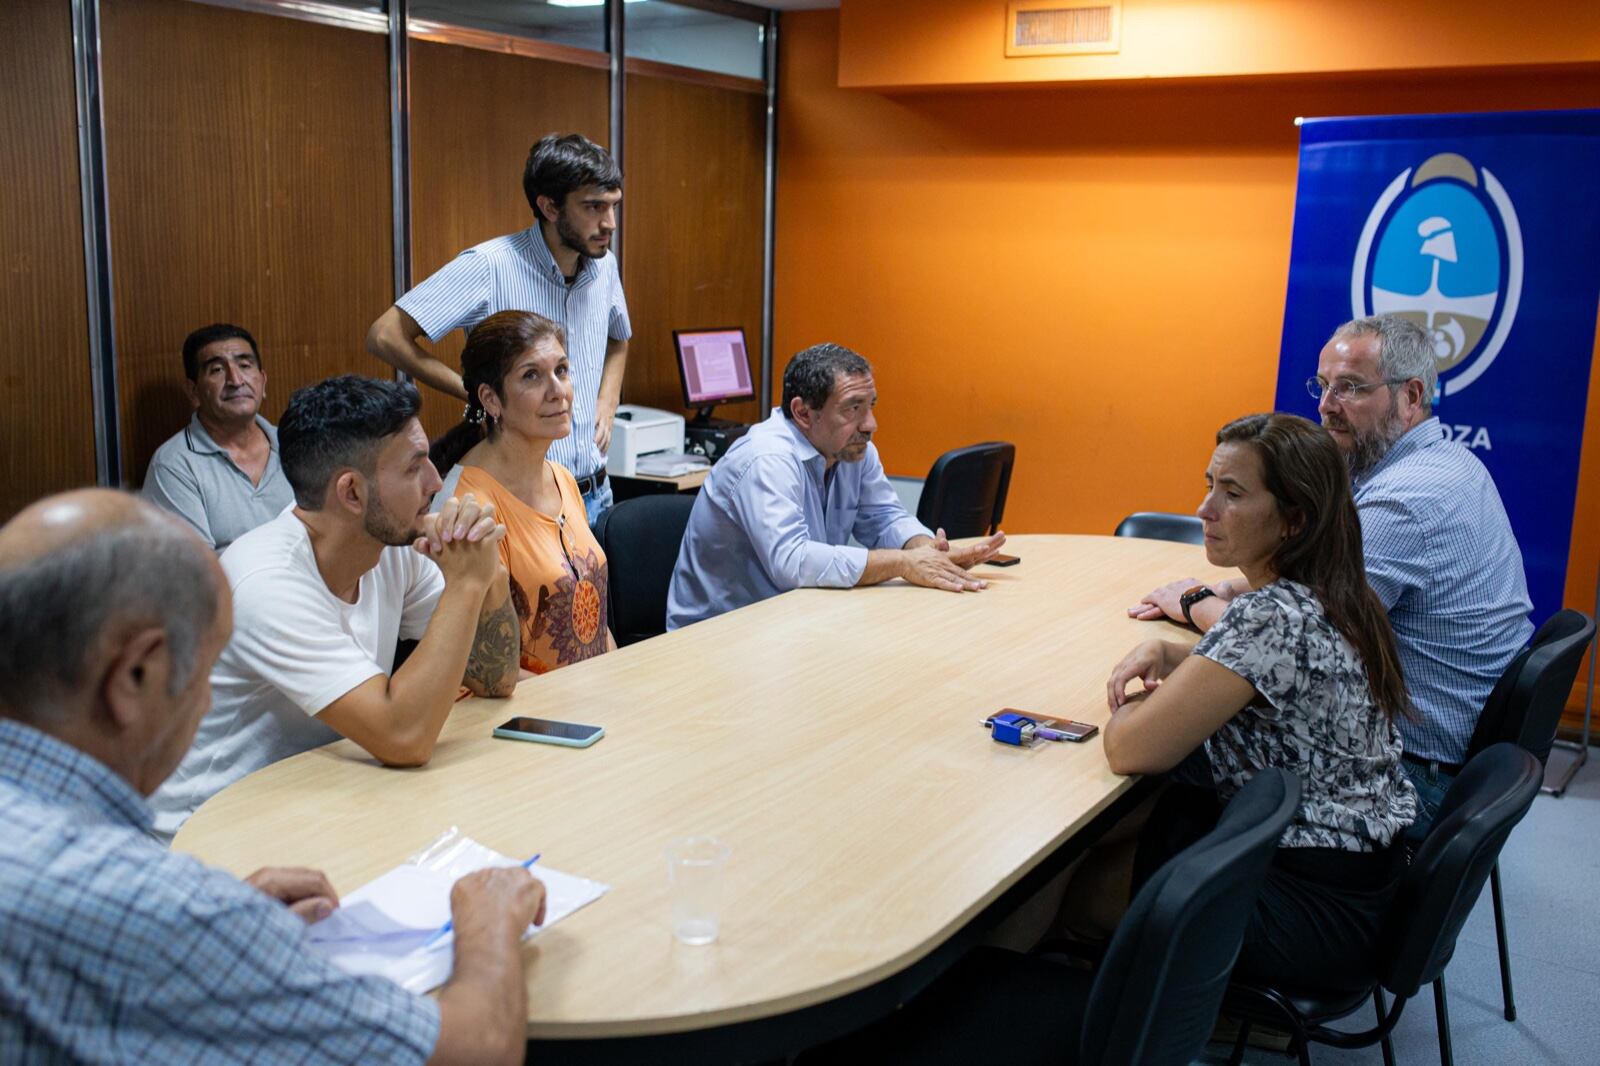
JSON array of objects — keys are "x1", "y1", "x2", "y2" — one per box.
[{"x1": 306, "y1": 828, "x2": 608, "y2": 994}]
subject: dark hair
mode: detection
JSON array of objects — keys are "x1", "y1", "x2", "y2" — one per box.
[
  {"x1": 1215, "y1": 413, "x2": 1411, "y2": 720},
  {"x1": 278, "y1": 376, "x2": 422, "y2": 510},
  {"x1": 0, "y1": 503, "x2": 219, "y2": 720},
  {"x1": 181, "y1": 323, "x2": 260, "y2": 381},
  {"x1": 523, "y1": 133, "x2": 622, "y2": 218},
  {"x1": 430, "y1": 311, "x2": 568, "y2": 474},
  {"x1": 781, "y1": 343, "x2": 872, "y2": 420}
]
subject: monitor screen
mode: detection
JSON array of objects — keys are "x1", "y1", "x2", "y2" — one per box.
[{"x1": 675, "y1": 328, "x2": 755, "y2": 407}]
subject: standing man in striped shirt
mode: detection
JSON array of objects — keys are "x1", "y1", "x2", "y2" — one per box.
[{"x1": 367, "y1": 133, "x2": 630, "y2": 525}]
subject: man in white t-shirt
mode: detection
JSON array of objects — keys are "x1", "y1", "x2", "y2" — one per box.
[{"x1": 152, "y1": 376, "x2": 519, "y2": 838}]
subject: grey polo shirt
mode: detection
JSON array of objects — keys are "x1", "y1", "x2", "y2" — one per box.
[{"x1": 142, "y1": 414, "x2": 294, "y2": 552}]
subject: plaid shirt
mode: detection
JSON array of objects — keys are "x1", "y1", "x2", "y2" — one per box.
[
  {"x1": 1352, "y1": 417, "x2": 1534, "y2": 764},
  {"x1": 0, "y1": 719, "x2": 438, "y2": 1064}
]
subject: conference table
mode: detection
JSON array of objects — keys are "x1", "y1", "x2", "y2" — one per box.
[{"x1": 175, "y1": 534, "x2": 1228, "y2": 1060}]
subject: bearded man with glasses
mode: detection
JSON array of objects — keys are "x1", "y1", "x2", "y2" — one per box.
[{"x1": 1132, "y1": 314, "x2": 1531, "y2": 840}]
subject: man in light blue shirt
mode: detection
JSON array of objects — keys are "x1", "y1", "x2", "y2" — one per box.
[
  {"x1": 0, "y1": 489, "x2": 543, "y2": 1064},
  {"x1": 1134, "y1": 315, "x2": 1532, "y2": 837},
  {"x1": 366, "y1": 133, "x2": 629, "y2": 523},
  {"x1": 667, "y1": 343, "x2": 1007, "y2": 629}
]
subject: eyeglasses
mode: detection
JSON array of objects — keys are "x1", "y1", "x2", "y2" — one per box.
[{"x1": 1304, "y1": 376, "x2": 1409, "y2": 403}]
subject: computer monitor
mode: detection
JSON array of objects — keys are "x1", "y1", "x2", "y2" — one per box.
[{"x1": 675, "y1": 328, "x2": 754, "y2": 422}]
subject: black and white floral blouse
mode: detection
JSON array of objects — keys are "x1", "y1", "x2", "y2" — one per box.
[{"x1": 1193, "y1": 579, "x2": 1418, "y2": 852}]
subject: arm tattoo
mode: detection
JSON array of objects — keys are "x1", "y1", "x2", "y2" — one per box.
[{"x1": 463, "y1": 594, "x2": 519, "y2": 697}]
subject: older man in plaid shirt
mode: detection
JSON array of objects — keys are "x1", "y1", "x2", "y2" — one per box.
[{"x1": 0, "y1": 490, "x2": 543, "y2": 1065}]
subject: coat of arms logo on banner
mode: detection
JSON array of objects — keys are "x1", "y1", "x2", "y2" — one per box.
[{"x1": 1352, "y1": 152, "x2": 1523, "y2": 397}]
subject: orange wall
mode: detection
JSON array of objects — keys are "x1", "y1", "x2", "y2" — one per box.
[
  {"x1": 839, "y1": 0, "x2": 1600, "y2": 89},
  {"x1": 772, "y1": 10, "x2": 1600, "y2": 702}
]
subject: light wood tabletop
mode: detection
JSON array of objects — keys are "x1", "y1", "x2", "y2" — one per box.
[
  {"x1": 613, "y1": 466, "x2": 709, "y2": 490},
  {"x1": 175, "y1": 534, "x2": 1227, "y2": 1039}
]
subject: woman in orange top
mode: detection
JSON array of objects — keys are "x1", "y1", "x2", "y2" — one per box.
[{"x1": 430, "y1": 310, "x2": 614, "y2": 674}]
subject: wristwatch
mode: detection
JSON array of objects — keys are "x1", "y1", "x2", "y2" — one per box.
[{"x1": 1179, "y1": 584, "x2": 1216, "y2": 627}]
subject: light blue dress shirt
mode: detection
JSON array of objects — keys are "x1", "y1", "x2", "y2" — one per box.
[
  {"x1": 0, "y1": 719, "x2": 438, "y2": 1064},
  {"x1": 666, "y1": 409, "x2": 932, "y2": 629},
  {"x1": 397, "y1": 224, "x2": 630, "y2": 481},
  {"x1": 1353, "y1": 416, "x2": 1534, "y2": 764}
]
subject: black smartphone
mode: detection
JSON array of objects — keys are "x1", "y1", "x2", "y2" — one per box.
[
  {"x1": 1043, "y1": 719, "x2": 1099, "y2": 742},
  {"x1": 493, "y1": 716, "x2": 605, "y2": 748},
  {"x1": 1001, "y1": 710, "x2": 1098, "y2": 742},
  {"x1": 985, "y1": 554, "x2": 1021, "y2": 567}
]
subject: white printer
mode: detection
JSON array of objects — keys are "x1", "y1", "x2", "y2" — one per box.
[{"x1": 606, "y1": 404, "x2": 687, "y2": 476}]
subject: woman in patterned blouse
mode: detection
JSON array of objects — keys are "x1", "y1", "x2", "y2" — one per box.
[
  {"x1": 1102, "y1": 411, "x2": 1418, "y2": 991},
  {"x1": 429, "y1": 312, "x2": 616, "y2": 675}
]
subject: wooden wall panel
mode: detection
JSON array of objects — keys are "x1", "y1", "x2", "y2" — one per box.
[
  {"x1": 409, "y1": 41, "x2": 609, "y2": 440},
  {"x1": 623, "y1": 72, "x2": 766, "y2": 426},
  {"x1": 0, "y1": 0, "x2": 97, "y2": 519},
  {"x1": 102, "y1": 0, "x2": 392, "y2": 486}
]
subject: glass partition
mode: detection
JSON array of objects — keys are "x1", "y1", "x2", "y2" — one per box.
[
  {"x1": 410, "y1": 0, "x2": 608, "y2": 54},
  {"x1": 627, "y1": 0, "x2": 763, "y2": 81}
]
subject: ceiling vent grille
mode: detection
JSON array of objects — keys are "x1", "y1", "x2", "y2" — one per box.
[{"x1": 1006, "y1": 1, "x2": 1121, "y2": 57}]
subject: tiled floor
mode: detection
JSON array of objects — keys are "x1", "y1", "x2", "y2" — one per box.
[{"x1": 1205, "y1": 745, "x2": 1600, "y2": 1066}]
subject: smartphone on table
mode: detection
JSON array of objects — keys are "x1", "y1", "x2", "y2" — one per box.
[
  {"x1": 493, "y1": 716, "x2": 605, "y2": 748},
  {"x1": 985, "y1": 554, "x2": 1021, "y2": 567},
  {"x1": 1038, "y1": 718, "x2": 1098, "y2": 742},
  {"x1": 999, "y1": 709, "x2": 1098, "y2": 742}
]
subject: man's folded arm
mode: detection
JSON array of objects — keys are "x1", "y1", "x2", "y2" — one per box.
[
  {"x1": 461, "y1": 577, "x2": 518, "y2": 698},
  {"x1": 317, "y1": 569, "x2": 502, "y2": 767}
]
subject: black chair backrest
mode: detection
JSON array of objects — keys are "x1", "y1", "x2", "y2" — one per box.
[
  {"x1": 1113, "y1": 511, "x2": 1204, "y2": 545},
  {"x1": 1383, "y1": 744, "x2": 1542, "y2": 996},
  {"x1": 915, "y1": 442, "x2": 1014, "y2": 539},
  {"x1": 592, "y1": 494, "x2": 697, "y2": 647},
  {"x1": 1465, "y1": 609, "x2": 1595, "y2": 766},
  {"x1": 1080, "y1": 769, "x2": 1300, "y2": 1066}
]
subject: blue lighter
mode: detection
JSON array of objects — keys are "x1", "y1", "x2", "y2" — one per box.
[{"x1": 984, "y1": 712, "x2": 1037, "y2": 746}]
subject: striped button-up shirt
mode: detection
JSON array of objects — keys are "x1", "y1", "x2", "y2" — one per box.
[
  {"x1": 398, "y1": 225, "x2": 630, "y2": 480},
  {"x1": 0, "y1": 719, "x2": 439, "y2": 1064},
  {"x1": 666, "y1": 410, "x2": 932, "y2": 629},
  {"x1": 1353, "y1": 417, "x2": 1534, "y2": 764}
]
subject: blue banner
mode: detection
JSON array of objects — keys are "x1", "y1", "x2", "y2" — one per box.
[{"x1": 1276, "y1": 109, "x2": 1600, "y2": 623}]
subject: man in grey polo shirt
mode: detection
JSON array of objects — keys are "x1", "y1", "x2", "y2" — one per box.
[
  {"x1": 143, "y1": 323, "x2": 293, "y2": 552},
  {"x1": 366, "y1": 133, "x2": 630, "y2": 523}
]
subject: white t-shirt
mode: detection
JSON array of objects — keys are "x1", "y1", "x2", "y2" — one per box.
[{"x1": 151, "y1": 508, "x2": 444, "y2": 839}]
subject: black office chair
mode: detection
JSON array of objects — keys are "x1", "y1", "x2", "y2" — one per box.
[
  {"x1": 1460, "y1": 608, "x2": 1595, "y2": 1021},
  {"x1": 1222, "y1": 743, "x2": 1543, "y2": 1066},
  {"x1": 592, "y1": 494, "x2": 696, "y2": 646},
  {"x1": 1113, "y1": 511, "x2": 1204, "y2": 545},
  {"x1": 915, "y1": 442, "x2": 1014, "y2": 539},
  {"x1": 808, "y1": 769, "x2": 1299, "y2": 1065}
]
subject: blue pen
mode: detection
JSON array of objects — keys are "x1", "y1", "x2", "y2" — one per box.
[{"x1": 423, "y1": 853, "x2": 541, "y2": 951}]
